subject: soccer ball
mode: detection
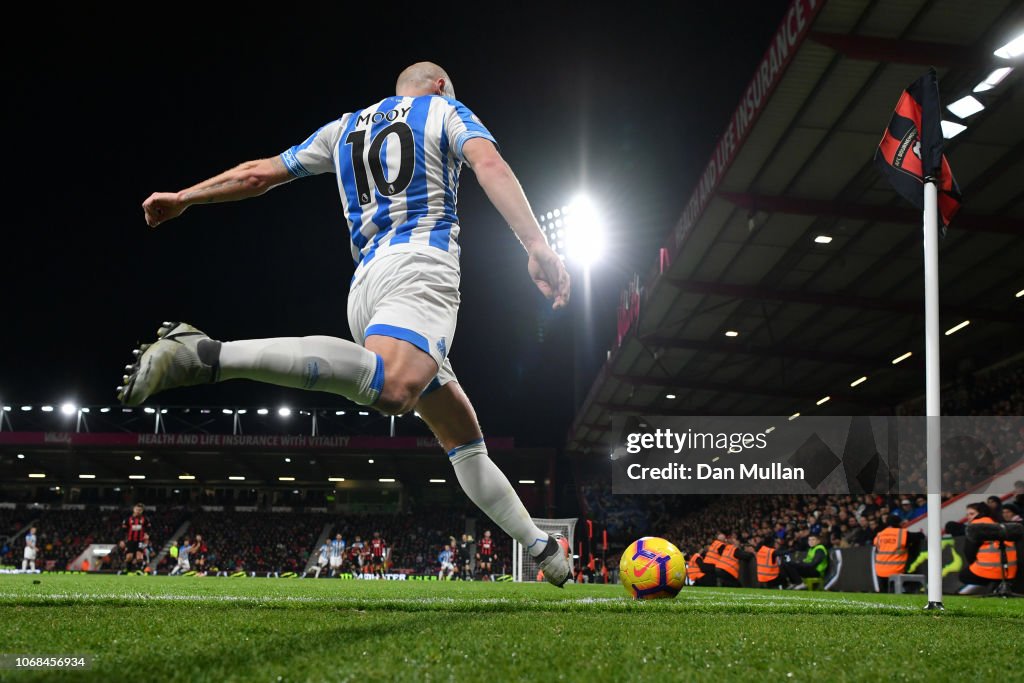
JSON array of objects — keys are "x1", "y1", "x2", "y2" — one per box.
[{"x1": 619, "y1": 536, "x2": 685, "y2": 600}]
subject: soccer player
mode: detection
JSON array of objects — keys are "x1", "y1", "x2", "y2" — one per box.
[
  {"x1": 311, "y1": 540, "x2": 330, "y2": 578},
  {"x1": 438, "y1": 545, "x2": 455, "y2": 580},
  {"x1": 122, "y1": 503, "x2": 151, "y2": 572},
  {"x1": 329, "y1": 533, "x2": 346, "y2": 577},
  {"x1": 137, "y1": 533, "x2": 153, "y2": 573},
  {"x1": 170, "y1": 536, "x2": 193, "y2": 575},
  {"x1": 120, "y1": 62, "x2": 572, "y2": 587},
  {"x1": 477, "y1": 530, "x2": 496, "y2": 580},
  {"x1": 193, "y1": 534, "x2": 208, "y2": 576},
  {"x1": 22, "y1": 527, "x2": 38, "y2": 572},
  {"x1": 369, "y1": 531, "x2": 388, "y2": 578}
]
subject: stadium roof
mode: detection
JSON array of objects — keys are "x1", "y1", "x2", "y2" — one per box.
[{"x1": 569, "y1": 0, "x2": 1024, "y2": 455}]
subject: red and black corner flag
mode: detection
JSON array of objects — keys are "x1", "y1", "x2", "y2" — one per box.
[{"x1": 874, "y1": 67, "x2": 962, "y2": 228}]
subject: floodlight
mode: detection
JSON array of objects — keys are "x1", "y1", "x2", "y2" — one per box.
[
  {"x1": 941, "y1": 121, "x2": 967, "y2": 138},
  {"x1": 994, "y1": 32, "x2": 1024, "y2": 59},
  {"x1": 564, "y1": 194, "x2": 605, "y2": 267},
  {"x1": 973, "y1": 67, "x2": 1012, "y2": 92},
  {"x1": 947, "y1": 95, "x2": 984, "y2": 118},
  {"x1": 61, "y1": 403, "x2": 77, "y2": 415},
  {"x1": 945, "y1": 320, "x2": 970, "y2": 336},
  {"x1": 278, "y1": 407, "x2": 292, "y2": 417}
]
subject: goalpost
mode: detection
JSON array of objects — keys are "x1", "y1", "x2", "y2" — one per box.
[{"x1": 512, "y1": 518, "x2": 577, "y2": 582}]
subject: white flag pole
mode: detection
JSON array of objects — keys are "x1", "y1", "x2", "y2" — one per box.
[{"x1": 922, "y1": 178, "x2": 944, "y2": 610}]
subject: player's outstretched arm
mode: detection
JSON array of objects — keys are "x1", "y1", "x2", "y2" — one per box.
[
  {"x1": 463, "y1": 138, "x2": 570, "y2": 310},
  {"x1": 142, "y1": 156, "x2": 294, "y2": 228}
]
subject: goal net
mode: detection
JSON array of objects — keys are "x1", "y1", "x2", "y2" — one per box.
[{"x1": 512, "y1": 518, "x2": 577, "y2": 582}]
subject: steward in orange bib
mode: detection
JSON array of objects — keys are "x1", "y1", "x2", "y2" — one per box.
[
  {"x1": 756, "y1": 537, "x2": 783, "y2": 588},
  {"x1": 873, "y1": 515, "x2": 923, "y2": 592},
  {"x1": 686, "y1": 548, "x2": 715, "y2": 587},
  {"x1": 714, "y1": 538, "x2": 754, "y2": 588},
  {"x1": 959, "y1": 502, "x2": 1018, "y2": 594}
]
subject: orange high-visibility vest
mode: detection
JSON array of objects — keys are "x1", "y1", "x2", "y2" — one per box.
[
  {"x1": 686, "y1": 553, "x2": 705, "y2": 582},
  {"x1": 756, "y1": 546, "x2": 779, "y2": 582},
  {"x1": 705, "y1": 540, "x2": 725, "y2": 568},
  {"x1": 717, "y1": 544, "x2": 740, "y2": 579},
  {"x1": 873, "y1": 527, "x2": 910, "y2": 578},
  {"x1": 969, "y1": 517, "x2": 1018, "y2": 580}
]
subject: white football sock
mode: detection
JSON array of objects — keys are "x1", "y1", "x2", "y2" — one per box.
[
  {"x1": 448, "y1": 439, "x2": 549, "y2": 557},
  {"x1": 217, "y1": 336, "x2": 383, "y2": 406}
]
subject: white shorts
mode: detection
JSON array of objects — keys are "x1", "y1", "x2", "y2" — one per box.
[
  {"x1": 329, "y1": 557, "x2": 342, "y2": 569},
  {"x1": 24, "y1": 548, "x2": 36, "y2": 560},
  {"x1": 348, "y1": 249, "x2": 459, "y2": 389},
  {"x1": 178, "y1": 559, "x2": 190, "y2": 571},
  {"x1": 440, "y1": 561, "x2": 454, "y2": 571},
  {"x1": 318, "y1": 557, "x2": 329, "y2": 567}
]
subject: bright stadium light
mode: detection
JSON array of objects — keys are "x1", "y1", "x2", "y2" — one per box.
[
  {"x1": 945, "y1": 320, "x2": 970, "y2": 336},
  {"x1": 724, "y1": 330, "x2": 739, "y2": 337},
  {"x1": 79, "y1": 474, "x2": 95, "y2": 479},
  {"x1": 229, "y1": 476, "x2": 246, "y2": 481},
  {"x1": 788, "y1": 413, "x2": 800, "y2": 421},
  {"x1": 144, "y1": 407, "x2": 155, "y2": 414},
  {"x1": 80, "y1": 408, "x2": 90, "y2": 414},
  {"x1": 994, "y1": 32, "x2": 1024, "y2": 59},
  {"x1": 17, "y1": 453, "x2": 25, "y2": 459},
  {"x1": 378, "y1": 478, "x2": 396, "y2": 483},
  {"x1": 1017, "y1": 288, "x2": 1024, "y2": 298},
  {"x1": 335, "y1": 410, "x2": 346, "y2": 415},
  {"x1": 816, "y1": 396, "x2": 831, "y2": 406},
  {"x1": 222, "y1": 408, "x2": 233, "y2": 415},
  {"x1": 129, "y1": 475, "x2": 146, "y2": 480},
  {"x1": 41, "y1": 406, "x2": 54, "y2": 412},
  {"x1": 257, "y1": 408, "x2": 269, "y2": 415},
  {"x1": 29, "y1": 473, "x2": 46, "y2": 479},
  {"x1": 328, "y1": 477, "x2": 345, "y2": 482},
  {"x1": 60, "y1": 403, "x2": 77, "y2": 415},
  {"x1": 100, "y1": 407, "x2": 111, "y2": 413},
  {"x1": 973, "y1": 67, "x2": 1013, "y2": 92},
  {"x1": 133, "y1": 455, "x2": 142, "y2": 461},
  {"x1": 564, "y1": 194, "x2": 605, "y2": 267},
  {"x1": 947, "y1": 95, "x2": 985, "y2": 118},
  {"x1": 284, "y1": 457, "x2": 291, "y2": 463},
  {"x1": 850, "y1": 376, "x2": 868, "y2": 387},
  {"x1": 429, "y1": 479, "x2": 446, "y2": 483},
  {"x1": 178, "y1": 474, "x2": 196, "y2": 480},
  {"x1": 21, "y1": 405, "x2": 32, "y2": 411},
  {"x1": 518, "y1": 479, "x2": 536, "y2": 485},
  {"x1": 941, "y1": 121, "x2": 967, "y2": 139},
  {"x1": 814, "y1": 235, "x2": 833, "y2": 244},
  {"x1": 279, "y1": 476, "x2": 295, "y2": 482},
  {"x1": 358, "y1": 411, "x2": 369, "y2": 416},
  {"x1": 368, "y1": 459, "x2": 374, "y2": 464},
  {"x1": 278, "y1": 407, "x2": 291, "y2": 417},
  {"x1": 892, "y1": 351, "x2": 913, "y2": 365},
  {"x1": 665, "y1": 394, "x2": 676, "y2": 400}
]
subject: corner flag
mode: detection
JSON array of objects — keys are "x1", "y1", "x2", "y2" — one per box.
[{"x1": 874, "y1": 67, "x2": 962, "y2": 228}]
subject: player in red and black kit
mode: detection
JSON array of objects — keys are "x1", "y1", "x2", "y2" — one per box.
[
  {"x1": 193, "y1": 534, "x2": 209, "y2": 576},
  {"x1": 476, "y1": 529, "x2": 496, "y2": 580},
  {"x1": 122, "y1": 502, "x2": 152, "y2": 571},
  {"x1": 369, "y1": 531, "x2": 388, "y2": 577}
]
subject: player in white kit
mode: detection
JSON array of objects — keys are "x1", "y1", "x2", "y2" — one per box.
[
  {"x1": 119, "y1": 62, "x2": 572, "y2": 586},
  {"x1": 22, "y1": 527, "x2": 38, "y2": 572}
]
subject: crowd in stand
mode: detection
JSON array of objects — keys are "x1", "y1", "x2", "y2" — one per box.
[{"x1": 585, "y1": 356, "x2": 1024, "y2": 563}]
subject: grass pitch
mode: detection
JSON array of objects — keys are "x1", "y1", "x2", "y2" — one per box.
[{"x1": 1, "y1": 575, "x2": 1021, "y2": 682}]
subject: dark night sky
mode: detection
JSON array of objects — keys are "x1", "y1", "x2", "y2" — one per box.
[{"x1": 4, "y1": 4, "x2": 789, "y2": 446}]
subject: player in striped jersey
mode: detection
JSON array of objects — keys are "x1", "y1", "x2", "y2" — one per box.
[
  {"x1": 329, "y1": 533, "x2": 346, "y2": 577},
  {"x1": 123, "y1": 62, "x2": 572, "y2": 587}
]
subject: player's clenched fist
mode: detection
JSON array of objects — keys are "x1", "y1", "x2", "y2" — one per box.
[{"x1": 142, "y1": 192, "x2": 187, "y2": 227}]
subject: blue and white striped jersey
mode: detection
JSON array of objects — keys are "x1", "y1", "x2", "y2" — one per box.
[
  {"x1": 25, "y1": 532, "x2": 36, "y2": 549},
  {"x1": 280, "y1": 95, "x2": 496, "y2": 272},
  {"x1": 330, "y1": 539, "x2": 345, "y2": 558}
]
